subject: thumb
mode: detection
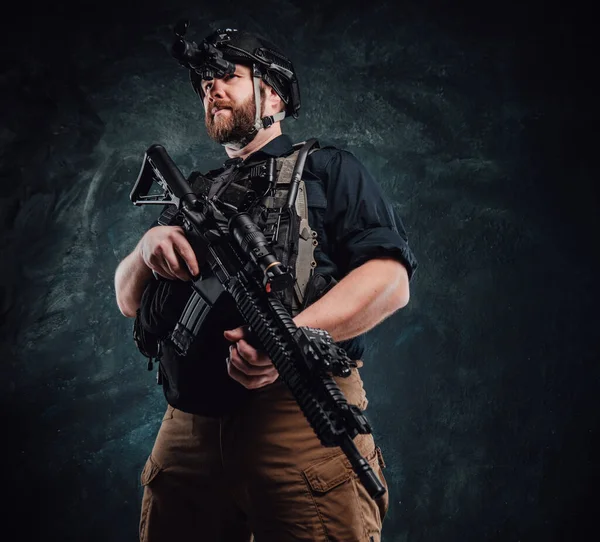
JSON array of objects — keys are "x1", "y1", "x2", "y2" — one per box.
[{"x1": 224, "y1": 327, "x2": 245, "y2": 341}]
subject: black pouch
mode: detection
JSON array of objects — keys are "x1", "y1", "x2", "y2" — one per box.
[
  {"x1": 133, "y1": 308, "x2": 160, "y2": 360},
  {"x1": 133, "y1": 277, "x2": 193, "y2": 367},
  {"x1": 133, "y1": 279, "x2": 162, "y2": 369},
  {"x1": 301, "y1": 273, "x2": 338, "y2": 311}
]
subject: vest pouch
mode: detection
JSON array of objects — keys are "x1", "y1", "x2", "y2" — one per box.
[
  {"x1": 268, "y1": 205, "x2": 300, "y2": 314},
  {"x1": 133, "y1": 308, "x2": 161, "y2": 360},
  {"x1": 133, "y1": 278, "x2": 162, "y2": 363},
  {"x1": 134, "y1": 277, "x2": 193, "y2": 363}
]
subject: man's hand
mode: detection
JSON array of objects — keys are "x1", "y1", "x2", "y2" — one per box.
[
  {"x1": 223, "y1": 326, "x2": 279, "y2": 389},
  {"x1": 139, "y1": 225, "x2": 200, "y2": 281}
]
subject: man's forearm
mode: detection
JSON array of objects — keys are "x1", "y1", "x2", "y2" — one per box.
[
  {"x1": 114, "y1": 240, "x2": 153, "y2": 318},
  {"x1": 293, "y1": 257, "x2": 409, "y2": 342}
]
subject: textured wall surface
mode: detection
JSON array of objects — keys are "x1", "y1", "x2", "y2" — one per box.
[{"x1": 1, "y1": 0, "x2": 597, "y2": 540}]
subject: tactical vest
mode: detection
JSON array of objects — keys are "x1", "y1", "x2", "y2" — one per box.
[
  {"x1": 187, "y1": 140, "x2": 320, "y2": 315},
  {"x1": 133, "y1": 140, "x2": 326, "y2": 369},
  {"x1": 258, "y1": 144, "x2": 320, "y2": 314}
]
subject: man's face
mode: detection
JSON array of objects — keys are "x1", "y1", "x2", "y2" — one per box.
[{"x1": 201, "y1": 64, "x2": 264, "y2": 146}]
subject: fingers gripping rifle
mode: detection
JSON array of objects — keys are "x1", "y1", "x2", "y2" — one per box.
[{"x1": 130, "y1": 144, "x2": 386, "y2": 500}]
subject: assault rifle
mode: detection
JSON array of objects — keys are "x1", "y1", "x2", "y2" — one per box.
[{"x1": 130, "y1": 142, "x2": 386, "y2": 500}]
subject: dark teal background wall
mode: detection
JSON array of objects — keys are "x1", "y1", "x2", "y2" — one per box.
[{"x1": 1, "y1": 0, "x2": 597, "y2": 540}]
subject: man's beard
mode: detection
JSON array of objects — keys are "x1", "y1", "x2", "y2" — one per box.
[{"x1": 205, "y1": 90, "x2": 263, "y2": 149}]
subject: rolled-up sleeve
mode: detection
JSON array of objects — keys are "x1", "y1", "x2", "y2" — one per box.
[{"x1": 323, "y1": 150, "x2": 418, "y2": 280}]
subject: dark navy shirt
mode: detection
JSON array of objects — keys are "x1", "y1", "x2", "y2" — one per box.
[
  {"x1": 252, "y1": 134, "x2": 418, "y2": 280},
  {"x1": 141, "y1": 134, "x2": 418, "y2": 416}
]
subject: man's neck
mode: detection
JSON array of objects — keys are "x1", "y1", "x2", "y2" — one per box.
[{"x1": 223, "y1": 123, "x2": 283, "y2": 161}]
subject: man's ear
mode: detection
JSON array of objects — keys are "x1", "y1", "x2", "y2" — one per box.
[{"x1": 262, "y1": 83, "x2": 283, "y2": 111}]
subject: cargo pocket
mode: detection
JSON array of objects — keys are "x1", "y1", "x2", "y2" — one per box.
[
  {"x1": 140, "y1": 454, "x2": 162, "y2": 487},
  {"x1": 302, "y1": 451, "x2": 366, "y2": 541},
  {"x1": 370, "y1": 446, "x2": 390, "y2": 522},
  {"x1": 305, "y1": 443, "x2": 389, "y2": 541},
  {"x1": 347, "y1": 444, "x2": 389, "y2": 541},
  {"x1": 139, "y1": 455, "x2": 163, "y2": 542}
]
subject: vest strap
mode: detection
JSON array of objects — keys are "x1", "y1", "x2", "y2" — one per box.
[{"x1": 272, "y1": 145, "x2": 320, "y2": 315}]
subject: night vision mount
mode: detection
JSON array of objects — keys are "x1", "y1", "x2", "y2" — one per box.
[{"x1": 171, "y1": 20, "x2": 237, "y2": 81}]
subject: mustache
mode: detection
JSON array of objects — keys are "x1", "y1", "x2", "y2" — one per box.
[{"x1": 210, "y1": 101, "x2": 232, "y2": 113}]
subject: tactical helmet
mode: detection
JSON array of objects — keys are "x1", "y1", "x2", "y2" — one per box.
[{"x1": 172, "y1": 23, "x2": 301, "y2": 137}]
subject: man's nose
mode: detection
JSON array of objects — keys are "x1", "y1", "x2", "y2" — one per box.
[{"x1": 207, "y1": 78, "x2": 226, "y2": 101}]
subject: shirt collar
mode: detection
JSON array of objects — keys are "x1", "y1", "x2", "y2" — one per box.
[
  {"x1": 251, "y1": 134, "x2": 294, "y2": 158},
  {"x1": 222, "y1": 134, "x2": 294, "y2": 168}
]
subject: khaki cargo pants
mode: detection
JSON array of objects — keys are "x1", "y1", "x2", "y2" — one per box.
[{"x1": 139, "y1": 364, "x2": 389, "y2": 541}]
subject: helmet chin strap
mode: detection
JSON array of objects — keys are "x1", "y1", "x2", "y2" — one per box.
[{"x1": 252, "y1": 64, "x2": 286, "y2": 131}]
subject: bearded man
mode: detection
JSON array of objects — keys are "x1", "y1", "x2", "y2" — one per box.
[{"x1": 115, "y1": 27, "x2": 418, "y2": 542}]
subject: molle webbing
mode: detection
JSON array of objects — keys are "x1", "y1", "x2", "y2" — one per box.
[{"x1": 268, "y1": 148, "x2": 319, "y2": 315}]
